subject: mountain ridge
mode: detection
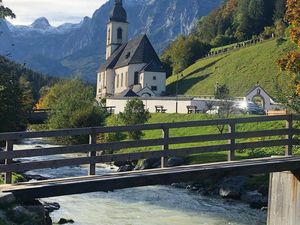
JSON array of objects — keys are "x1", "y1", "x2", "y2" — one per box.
[{"x1": 0, "y1": 0, "x2": 222, "y2": 82}]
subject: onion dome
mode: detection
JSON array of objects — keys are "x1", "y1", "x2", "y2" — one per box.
[{"x1": 109, "y1": 0, "x2": 127, "y2": 22}]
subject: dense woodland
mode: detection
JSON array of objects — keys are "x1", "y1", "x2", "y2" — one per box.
[
  {"x1": 161, "y1": 0, "x2": 287, "y2": 75},
  {"x1": 0, "y1": 55, "x2": 59, "y2": 133}
]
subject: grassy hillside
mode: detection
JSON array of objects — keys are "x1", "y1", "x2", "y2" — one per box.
[{"x1": 166, "y1": 39, "x2": 297, "y2": 97}]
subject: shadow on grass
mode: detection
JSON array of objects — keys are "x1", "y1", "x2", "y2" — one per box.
[
  {"x1": 167, "y1": 73, "x2": 211, "y2": 95},
  {"x1": 166, "y1": 56, "x2": 228, "y2": 95}
]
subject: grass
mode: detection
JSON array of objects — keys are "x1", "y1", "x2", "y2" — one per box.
[
  {"x1": 166, "y1": 39, "x2": 297, "y2": 97},
  {"x1": 114, "y1": 113, "x2": 288, "y2": 164}
]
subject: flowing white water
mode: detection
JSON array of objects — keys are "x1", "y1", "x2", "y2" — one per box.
[{"x1": 14, "y1": 139, "x2": 267, "y2": 225}]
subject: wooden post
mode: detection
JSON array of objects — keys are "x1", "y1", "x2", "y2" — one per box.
[
  {"x1": 228, "y1": 123, "x2": 235, "y2": 161},
  {"x1": 88, "y1": 132, "x2": 97, "y2": 176},
  {"x1": 161, "y1": 127, "x2": 169, "y2": 168},
  {"x1": 5, "y1": 140, "x2": 13, "y2": 184},
  {"x1": 285, "y1": 114, "x2": 293, "y2": 156}
]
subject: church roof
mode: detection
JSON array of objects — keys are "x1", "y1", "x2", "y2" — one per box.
[
  {"x1": 115, "y1": 88, "x2": 139, "y2": 97},
  {"x1": 109, "y1": 0, "x2": 127, "y2": 23},
  {"x1": 114, "y1": 34, "x2": 164, "y2": 69},
  {"x1": 139, "y1": 60, "x2": 166, "y2": 73},
  {"x1": 99, "y1": 43, "x2": 126, "y2": 71},
  {"x1": 100, "y1": 34, "x2": 165, "y2": 73}
]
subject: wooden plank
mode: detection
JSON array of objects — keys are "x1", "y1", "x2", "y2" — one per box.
[
  {"x1": 228, "y1": 123, "x2": 235, "y2": 161},
  {"x1": 88, "y1": 133, "x2": 97, "y2": 176},
  {"x1": 285, "y1": 114, "x2": 293, "y2": 156},
  {"x1": 0, "y1": 129, "x2": 290, "y2": 160},
  {"x1": 0, "y1": 115, "x2": 288, "y2": 141},
  {"x1": 4, "y1": 156, "x2": 300, "y2": 200},
  {"x1": 161, "y1": 128, "x2": 169, "y2": 168},
  {"x1": 0, "y1": 139, "x2": 290, "y2": 173},
  {"x1": 4, "y1": 141, "x2": 13, "y2": 184}
]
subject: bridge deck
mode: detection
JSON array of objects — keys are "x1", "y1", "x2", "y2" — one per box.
[{"x1": 2, "y1": 156, "x2": 300, "y2": 201}]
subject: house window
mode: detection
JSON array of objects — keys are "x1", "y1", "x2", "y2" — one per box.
[
  {"x1": 151, "y1": 86, "x2": 157, "y2": 91},
  {"x1": 134, "y1": 72, "x2": 139, "y2": 85},
  {"x1": 121, "y1": 73, "x2": 124, "y2": 87},
  {"x1": 153, "y1": 76, "x2": 156, "y2": 80},
  {"x1": 117, "y1": 28, "x2": 122, "y2": 40}
]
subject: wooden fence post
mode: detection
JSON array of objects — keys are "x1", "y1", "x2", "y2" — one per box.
[
  {"x1": 286, "y1": 114, "x2": 293, "y2": 156},
  {"x1": 228, "y1": 123, "x2": 236, "y2": 161},
  {"x1": 5, "y1": 140, "x2": 13, "y2": 184},
  {"x1": 161, "y1": 127, "x2": 169, "y2": 168},
  {"x1": 88, "y1": 132, "x2": 97, "y2": 176}
]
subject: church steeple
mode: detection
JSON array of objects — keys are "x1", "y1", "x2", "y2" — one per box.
[
  {"x1": 106, "y1": 0, "x2": 128, "y2": 59},
  {"x1": 109, "y1": 0, "x2": 127, "y2": 23}
]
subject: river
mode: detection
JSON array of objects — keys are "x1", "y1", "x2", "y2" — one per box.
[{"x1": 14, "y1": 139, "x2": 267, "y2": 225}]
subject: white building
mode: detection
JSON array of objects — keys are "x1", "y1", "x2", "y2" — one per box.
[
  {"x1": 245, "y1": 84, "x2": 284, "y2": 111},
  {"x1": 96, "y1": 0, "x2": 166, "y2": 100}
]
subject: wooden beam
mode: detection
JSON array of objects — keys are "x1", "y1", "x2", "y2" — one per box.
[
  {"x1": 88, "y1": 132, "x2": 97, "y2": 176},
  {"x1": 4, "y1": 141, "x2": 13, "y2": 184}
]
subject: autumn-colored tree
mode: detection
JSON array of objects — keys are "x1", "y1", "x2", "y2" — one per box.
[{"x1": 276, "y1": 0, "x2": 300, "y2": 112}]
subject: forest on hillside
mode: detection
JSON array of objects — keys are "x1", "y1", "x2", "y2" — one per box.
[{"x1": 161, "y1": 0, "x2": 287, "y2": 75}]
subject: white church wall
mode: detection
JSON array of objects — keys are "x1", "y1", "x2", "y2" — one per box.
[
  {"x1": 141, "y1": 71, "x2": 166, "y2": 96},
  {"x1": 114, "y1": 66, "x2": 129, "y2": 94},
  {"x1": 106, "y1": 97, "x2": 206, "y2": 114},
  {"x1": 128, "y1": 63, "x2": 146, "y2": 86}
]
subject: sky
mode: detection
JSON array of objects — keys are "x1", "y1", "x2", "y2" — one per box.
[{"x1": 4, "y1": 0, "x2": 108, "y2": 26}]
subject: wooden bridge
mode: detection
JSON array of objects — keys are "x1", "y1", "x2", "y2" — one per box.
[
  {"x1": 0, "y1": 114, "x2": 298, "y2": 196},
  {"x1": 26, "y1": 109, "x2": 50, "y2": 124},
  {"x1": 2, "y1": 115, "x2": 300, "y2": 224}
]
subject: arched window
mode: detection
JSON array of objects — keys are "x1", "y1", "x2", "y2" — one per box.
[
  {"x1": 107, "y1": 28, "x2": 111, "y2": 43},
  {"x1": 117, "y1": 28, "x2": 122, "y2": 40},
  {"x1": 121, "y1": 73, "x2": 124, "y2": 87}
]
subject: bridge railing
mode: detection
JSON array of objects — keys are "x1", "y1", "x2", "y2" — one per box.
[{"x1": 0, "y1": 115, "x2": 299, "y2": 184}]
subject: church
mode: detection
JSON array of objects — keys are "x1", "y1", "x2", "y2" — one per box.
[{"x1": 96, "y1": 0, "x2": 166, "y2": 99}]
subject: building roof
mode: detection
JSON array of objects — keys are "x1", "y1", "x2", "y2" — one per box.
[
  {"x1": 99, "y1": 43, "x2": 126, "y2": 71},
  {"x1": 115, "y1": 88, "x2": 139, "y2": 97},
  {"x1": 109, "y1": 0, "x2": 127, "y2": 23},
  {"x1": 139, "y1": 60, "x2": 166, "y2": 73},
  {"x1": 100, "y1": 34, "x2": 166, "y2": 73},
  {"x1": 114, "y1": 34, "x2": 164, "y2": 69}
]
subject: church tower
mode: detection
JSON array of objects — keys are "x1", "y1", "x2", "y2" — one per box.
[{"x1": 106, "y1": 0, "x2": 128, "y2": 59}]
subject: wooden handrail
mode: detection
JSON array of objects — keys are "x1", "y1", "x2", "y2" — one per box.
[{"x1": 0, "y1": 115, "x2": 292, "y2": 141}]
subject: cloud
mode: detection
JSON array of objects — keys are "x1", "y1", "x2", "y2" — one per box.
[{"x1": 4, "y1": 0, "x2": 108, "y2": 26}]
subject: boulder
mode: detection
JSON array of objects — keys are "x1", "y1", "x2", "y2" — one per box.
[
  {"x1": 219, "y1": 176, "x2": 247, "y2": 199},
  {"x1": 0, "y1": 193, "x2": 16, "y2": 205},
  {"x1": 58, "y1": 218, "x2": 75, "y2": 224},
  {"x1": 241, "y1": 190, "x2": 268, "y2": 209},
  {"x1": 167, "y1": 157, "x2": 185, "y2": 167},
  {"x1": 117, "y1": 164, "x2": 135, "y2": 172},
  {"x1": 42, "y1": 201, "x2": 61, "y2": 213},
  {"x1": 137, "y1": 158, "x2": 161, "y2": 170}
]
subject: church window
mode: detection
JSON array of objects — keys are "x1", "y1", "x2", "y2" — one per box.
[
  {"x1": 151, "y1": 86, "x2": 157, "y2": 91},
  {"x1": 108, "y1": 28, "x2": 111, "y2": 43},
  {"x1": 125, "y1": 72, "x2": 128, "y2": 86},
  {"x1": 117, "y1": 28, "x2": 123, "y2": 40},
  {"x1": 121, "y1": 73, "x2": 124, "y2": 87},
  {"x1": 125, "y1": 52, "x2": 130, "y2": 59},
  {"x1": 116, "y1": 74, "x2": 119, "y2": 88},
  {"x1": 153, "y1": 76, "x2": 156, "y2": 80},
  {"x1": 134, "y1": 72, "x2": 139, "y2": 85}
]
